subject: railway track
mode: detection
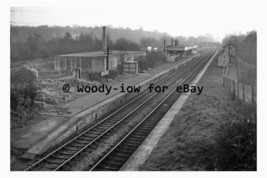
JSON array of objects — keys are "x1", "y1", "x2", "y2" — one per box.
[
  {"x1": 24, "y1": 51, "x2": 215, "y2": 171},
  {"x1": 90, "y1": 51, "x2": 215, "y2": 171}
]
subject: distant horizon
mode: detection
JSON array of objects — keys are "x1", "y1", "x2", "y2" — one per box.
[
  {"x1": 10, "y1": 1, "x2": 259, "y2": 43},
  {"x1": 11, "y1": 24, "x2": 227, "y2": 46},
  {"x1": 11, "y1": 24, "x2": 256, "y2": 44},
  {"x1": 10, "y1": 24, "x2": 254, "y2": 43}
]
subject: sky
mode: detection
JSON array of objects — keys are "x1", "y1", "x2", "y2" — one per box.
[{"x1": 10, "y1": 0, "x2": 263, "y2": 42}]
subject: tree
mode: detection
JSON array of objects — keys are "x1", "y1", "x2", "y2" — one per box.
[
  {"x1": 11, "y1": 67, "x2": 38, "y2": 110},
  {"x1": 63, "y1": 32, "x2": 73, "y2": 40},
  {"x1": 24, "y1": 33, "x2": 44, "y2": 59},
  {"x1": 113, "y1": 38, "x2": 140, "y2": 51},
  {"x1": 116, "y1": 51, "x2": 128, "y2": 74},
  {"x1": 187, "y1": 36, "x2": 196, "y2": 45},
  {"x1": 139, "y1": 37, "x2": 157, "y2": 49},
  {"x1": 221, "y1": 31, "x2": 256, "y2": 65}
]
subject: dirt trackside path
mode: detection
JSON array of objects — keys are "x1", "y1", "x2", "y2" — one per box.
[{"x1": 140, "y1": 58, "x2": 244, "y2": 171}]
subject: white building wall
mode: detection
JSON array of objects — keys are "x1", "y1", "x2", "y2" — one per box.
[
  {"x1": 218, "y1": 53, "x2": 230, "y2": 67},
  {"x1": 54, "y1": 57, "x2": 61, "y2": 71},
  {"x1": 109, "y1": 56, "x2": 118, "y2": 70},
  {"x1": 166, "y1": 53, "x2": 176, "y2": 62},
  {"x1": 92, "y1": 58, "x2": 106, "y2": 72}
]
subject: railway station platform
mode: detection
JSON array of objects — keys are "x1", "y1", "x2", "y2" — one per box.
[
  {"x1": 58, "y1": 56, "x2": 197, "y2": 117},
  {"x1": 11, "y1": 55, "x2": 198, "y2": 161}
]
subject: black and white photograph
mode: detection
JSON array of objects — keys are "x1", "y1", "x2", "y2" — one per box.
[{"x1": 1, "y1": 0, "x2": 266, "y2": 175}]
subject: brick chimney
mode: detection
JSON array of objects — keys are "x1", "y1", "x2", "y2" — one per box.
[
  {"x1": 102, "y1": 26, "x2": 107, "y2": 51},
  {"x1": 174, "y1": 39, "x2": 179, "y2": 46}
]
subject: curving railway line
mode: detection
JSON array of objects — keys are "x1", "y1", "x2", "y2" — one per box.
[{"x1": 24, "y1": 50, "x2": 216, "y2": 171}]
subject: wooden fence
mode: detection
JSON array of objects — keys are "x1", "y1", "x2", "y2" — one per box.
[
  {"x1": 236, "y1": 57, "x2": 256, "y2": 86},
  {"x1": 222, "y1": 77, "x2": 256, "y2": 104},
  {"x1": 123, "y1": 61, "x2": 138, "y2": 74}
]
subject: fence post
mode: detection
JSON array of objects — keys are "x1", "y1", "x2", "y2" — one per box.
[
  {"x1": 238, "y1": 81, "x2": 239, "y2": 98},
  {"x1": 253, "y1": 86, "x2": 257, "y2": 103},
  {"x1": 64, "y1": 57, "x2": 67, "y2": 70},
  {"x1": 252, "y1": 86, "x2": 254, "y2": 103},
  {"x1": 238, "y1": 82, "x2": 241, "y2": 100},
  {"x1": 232, "y1": 80, "x2": 235, "y2": 94},
  {"x1": 242, "y1": 83, "x2": 245, "y2": 102}
]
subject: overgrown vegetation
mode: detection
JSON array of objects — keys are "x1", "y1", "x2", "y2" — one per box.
[
  {"x1": 85, "y1": 70, "x2": 120, "y2": 82},
  {"x1": 11, "y1": 67, "x2": 38, "y2": 127},
  {"x1": 214, "y1": 103, "x2": 256, "y2": 171},
  {"x1": 222, "y1": 31, "x2": 256, "y2": 86},
  {"x1": 85, "y1": 71, "x2": 102, "y2": 82},
  {"x1": 137, "y1": 52, "x2": 167, "y2": 72},
  {"x1": 222, "y1": 31, "x2": 257, "y2": 66},
  {"x1": 140, "y1": 61, "x2": 256, "y2": 171}
]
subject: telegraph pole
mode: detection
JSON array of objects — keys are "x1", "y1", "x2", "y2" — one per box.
[
  {"x1": 228, "y1": 41, "x2": 231, "y2": 63},
  {"x1": 223, "y1": 40, "x2": 236, "y2": 63},
  {"x1": 163, "y1": 39, "x2": 166, "y2": 52},
  {"x1": 104, "y1": 47, "x2": 112, "y2": 71}
]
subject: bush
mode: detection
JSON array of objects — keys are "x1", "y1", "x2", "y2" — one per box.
[
  {"x1": 11, "y1": 67, "x2": 38, "y2": 111},
  {"x1": 137, "y1": 52, "x2": 167, "y2": 71},
  {"x1": 117, "y1": 65, "x2": 123, "y2": 75},
  {"x1": 215, "y1": 103, "x2": 256, "y2": 170},
  {"x1": 138, "y1": 59, "x2": 147, "y2": 72},
  {"x1": 86, "y1": 70, "x2": 119, "y2": 82},
  {"x1": 86, "y1": 71, "x2": 101, "y2": 82},
  {"x1": 108, "y1": 70, "x2": 118, "y2": 78}
]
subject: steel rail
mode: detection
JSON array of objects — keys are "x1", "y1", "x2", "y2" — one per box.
[
  {"x1": 89, "y1": 51, "x2": 215, "y2": 171},
  {"x1": 24, "y1": 51, "x2": 212, "y2": 171}
]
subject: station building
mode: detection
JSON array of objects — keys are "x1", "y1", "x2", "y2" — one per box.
[
  {"x1": 217, "y1": 51, "x2": 230, "y2": 67},
  {"x1": 165, "y1": 39, "x2": 197, "y2": 62},
  {"x1": 54, "y1": 26, "x2": 145, "y2": 75},
  {"x1": 54, "y1": 50, "x2": 146, "y2": 73}
]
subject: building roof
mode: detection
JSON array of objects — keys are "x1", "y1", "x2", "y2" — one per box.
[
  {"x1": 218, "y1": 49, "x2": 232, "y2": 57},
  {"x1": 166, "y1": 45, "x2": 197, "y2": 51},
  {"x1": 218, "y1": 52, "x2": 229, "y2": 57},
  {"x1": 218, "y1": 50, "x2": 226, "y2": 56},
  {"x1": 56, "y1": 50, "x2": 146, "y2": 58},
  {"x1": 57, "y1": 51, "x2": 105, "y2": 57}
]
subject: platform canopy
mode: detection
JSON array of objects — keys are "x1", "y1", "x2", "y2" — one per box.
[
  {"x1": 56, "y1": 50, "x2": 146, "y2": 58},
  {"x1": 166, "y1": 45, "x2": 197, "y2": 52}
]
